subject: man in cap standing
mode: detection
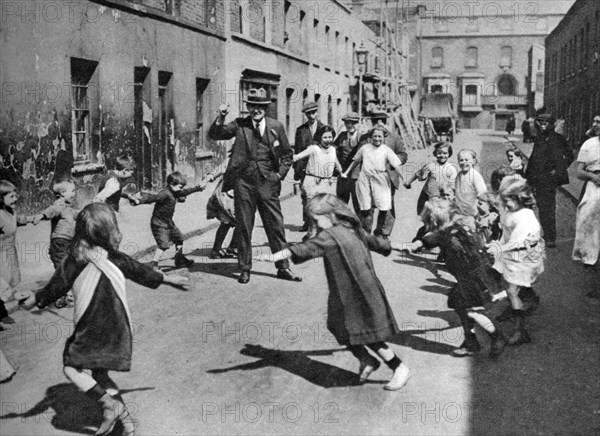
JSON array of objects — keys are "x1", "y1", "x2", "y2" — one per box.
[
  {"x1": 525, "y1": 113, "x2": 573, "y2": 248},
  {"x1": 294, "y1": 101, "x2": 324, "y2": 231},
  {"x1": 361, "y1": 110, "x2": 408, "y2": 239},
  {"x1": 335, "y1": 112, "x2": 363, "y2": 215},
  {"x1": 209, "y1": 88, "x2": 301, "y2": 284}
]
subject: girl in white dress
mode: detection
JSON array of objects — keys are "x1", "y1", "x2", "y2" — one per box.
[
  {"x1": 488, "y1": 178, "x2": 545, "y2": 346},
  {"x1": 341, "y1": 126, "x2": 403, "y2": 234},
  {"x1": 293, "y1": 125, "x2": 342, "y2": 240}
]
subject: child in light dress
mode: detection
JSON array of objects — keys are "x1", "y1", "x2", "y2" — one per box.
[
  {"x1": 293, "y1": 125, "x2": 342, "y2": 240},
  {"x1": 487, "y1": 178, "x2": 545, "y2": 345},
  {"x1": 341, "y1": 126, "x2": 404, "y2": 235},
  {"x1": 455, "y1": 149, "x2": 487, "y2": 230}
]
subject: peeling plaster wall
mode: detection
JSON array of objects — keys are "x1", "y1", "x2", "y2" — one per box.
[{"x1": 1, "y1": 0, "x2": 226, "y2": 214}]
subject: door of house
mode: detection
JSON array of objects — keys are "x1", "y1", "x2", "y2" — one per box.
[{"x1": 133, "y1": 67, "x2": 152, "y2": 189}]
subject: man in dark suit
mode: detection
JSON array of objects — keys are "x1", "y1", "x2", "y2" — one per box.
[
  {"x1": 208, "y1": 88, "x2": 301, "y2": 284},
  {"x1": 293, "y1": 101, "x2": 323, "y2": 231},
  {"x1": 361, "y1": 110, "x2": 408, "y2": 239},
  {"x1": 335, "y1": 112, "x2": 363, "y2": 216},
  {"x1": 525, "y1": 113, "x2": 573, "y2": 248}
]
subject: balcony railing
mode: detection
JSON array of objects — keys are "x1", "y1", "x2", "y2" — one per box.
[{"x1": 482, "y1": 94, "x2": 527, "y2": 105}]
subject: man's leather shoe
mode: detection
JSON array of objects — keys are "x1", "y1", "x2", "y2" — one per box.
[
  {"x1": 238, "y1": 271, "x2": 251, "y2": 284},
  {"x1": 277, "y1": 268, "x2": 302, "y2": 282}
]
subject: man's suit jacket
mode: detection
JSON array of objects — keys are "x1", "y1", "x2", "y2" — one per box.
[
  {"x1": 209, "y1": 116, "x2": 293, "y2": 191},
  {"x1": 293, "y1": 120, "x2": 324, "y2": 180},
  {"x1": 335, "y1": 130, "x2": 364, "y2": 178},
  {"x1": 358, "y1": 128, "x2": 408, "y2": 189}
]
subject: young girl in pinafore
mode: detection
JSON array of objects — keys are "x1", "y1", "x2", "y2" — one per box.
[
  {"x1": 23, "y1": 203, "x2": 189, "y2": 435},
  {"x1": 258, "y1": 193, "x2": 410, "y2": 390},
  {"x1": 292, "y1": 125, "x2": 342, "y2": 240},
  {"x1": 341, "y1": 126, "x2": 404, "y2": 235},
  {"x1": 488, "y1": 178, "x2": 545, "y2": 346}
]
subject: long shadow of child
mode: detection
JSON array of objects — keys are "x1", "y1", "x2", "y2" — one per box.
[{"x1": 207, "y1": 344, "x2": 386, "y2": 388}]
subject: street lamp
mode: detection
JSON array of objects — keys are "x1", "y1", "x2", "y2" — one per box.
[{"x1": 356, "y1": 41, "x2": 369, "y2": 121}]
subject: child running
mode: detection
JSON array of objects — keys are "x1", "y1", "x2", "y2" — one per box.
[
  {"x1": 341, "y1": 126, "x2": 404, "y2": 235},
  {"x1": 292, "y1": 125, "x2": 342, "y2": 240},
  {"x1": 487, "y1": 178, "x2": 545, "y2": 345},
  {"x1": 22, "y1": 203, "x2": 189, "y2": 435},
  {"x1": 0, "y1": 180, "x2": 35, "y2": 305},
  {"x1": 32, "y1": 178, "x2": 79, "y2": 308},
  {"x1": 257, "y1": 193, "x2": 410, "y2": 390},
  {"x1": 455, "y1": 149, "x2": 487, "y2": 230},
  {"x1": 399, "y1": 198, "x2": 507, "y2": 358},
  {"x1": 133, "y1": 171, "x2": 206, "y2": 269}
]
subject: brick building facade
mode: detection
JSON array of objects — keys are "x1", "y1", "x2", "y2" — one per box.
[
  {"x1": 415, "y1": 0, "x2": 573, "y2": 130},
  {"x1": 0, "y1": 0, "x2": 377, "y2": 213},
  {"x1": 544, "y1": 0, "x2": 600, "y2": 148}
]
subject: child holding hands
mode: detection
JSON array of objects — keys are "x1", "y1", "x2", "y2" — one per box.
[
  {"x1": 133, "y1": 171, "x2": 206, "y2": 269},
  {"x1": 206, "y1": 158, "x2": 239, "y2": 259},
  {"x1": 292, "y1": 125, "x2": 342, "y2": 240},
  {"x1": 256, "y1": 193, "x2": 410, "y2": 390},
  {"x1": 342, "y1": 126, "x2": 404, "y2": 235},
  {"x1": 398, "y1": 199, "x2": 507, "y2": 358},
  {"x1": 404, "y1": 141, "x2": 457, "y2": 216},
  {"x1": 487, "y1": 178, "x2": 545, "y2": 345},
  {"x1": 22, "y1": 203, "x2": 189, "y2": 435},
  {"x1": 0, "y1": 180, "x2": 36, "y2": 304}
]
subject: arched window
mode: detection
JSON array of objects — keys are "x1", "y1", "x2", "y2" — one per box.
[
  {"x1": 431, "y1": 47, "x2": 444, "y2": 68},
  {"x1": 466, "y1": 46, "x2": 478, "y2": 67},
  {"x1": 500, "y1": 46, "x2": 513, "y2": 68},
  {"x1": 497, "y1": 74, "x2": 517, "y2": 96}
]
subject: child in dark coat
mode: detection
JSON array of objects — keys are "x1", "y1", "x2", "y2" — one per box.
[
  {"x1": 23, "y1": 203, "x2": 189, "y2": 435},
  {"x1": 133, "y1": 171, "x2": 206, "y2": 269},
  {"x1": 257, "y1": 193, "x2": 410, "y2": 390},
  {"x1": 399, "y1": 198, "x2": 507, "y2": 358}
]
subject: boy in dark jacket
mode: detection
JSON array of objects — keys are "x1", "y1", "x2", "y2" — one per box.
[{"x1": 134, "y1": 171, "x2": 206, "y2": 269}]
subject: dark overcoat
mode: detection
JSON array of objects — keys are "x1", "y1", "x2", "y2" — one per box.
[
  {"x1": 35, "y1": 251, "x2": 163, "y2": 370},
  {"x1": 289, "y1": 225, "x2": 400, "y2": 345}
]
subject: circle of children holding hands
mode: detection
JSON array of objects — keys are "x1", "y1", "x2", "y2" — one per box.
[{"x1": 0, "y1": 106, "x2": 556, "y2": 434}]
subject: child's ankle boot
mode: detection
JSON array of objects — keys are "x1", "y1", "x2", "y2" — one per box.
[
  {"x1": 489, "y1": 330, "x2": 507, "y2": 359},
  {"x1": 508, "y1": 310, "x2": 532, "y2": 346},
  {"x1": 174, "y1": 251, "x2": 194, "y2": 268},
  {"x1": 452, "y1": 333, "x2": 480, "y2": 357}
]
